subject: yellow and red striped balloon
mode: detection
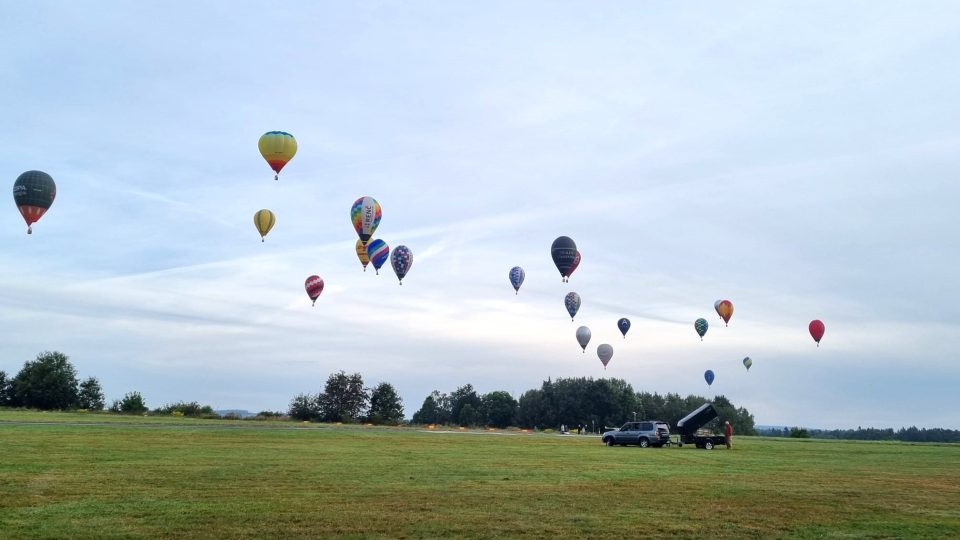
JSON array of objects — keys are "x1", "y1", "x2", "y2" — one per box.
[{"x1": 258, "y1": 131, "x2": 297, "y2": 180}]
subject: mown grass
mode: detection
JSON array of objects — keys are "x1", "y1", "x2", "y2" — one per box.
[{"x1": 1, "y1": 411, "x2": 958, "y2": 538}]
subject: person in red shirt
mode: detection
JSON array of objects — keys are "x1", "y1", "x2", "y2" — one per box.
[{"x1": 724, "y1": 421, "x2": 734, "y2": 449}]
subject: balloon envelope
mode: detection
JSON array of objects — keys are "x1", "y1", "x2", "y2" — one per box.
[
  {"x1": 809, "y1": 320, "x2": 826, "y2": 346},
  {"x1": 551, "y1": 236, "x2": 578, "y2": 281},
  {"x1": 351, "y1": 196, "x2": 382, "y2": 244},
  {"x1": 509, "y1": 266, "x2": 525, "y2": 294},
  {"x1": 355, "y1": 239, "x2": 370, "y2": 270},
  {"x1": 13, "y1": 170, "x2": 56, "y2": 234},
  {"x1": 391, "y1": 245, "x2": 413, "y2": 284},
  {"x1": 258, "y1": 131, "x2": 297, "y2": 179},
  {"x1": 718, "y1": 300, "x2": 734, "y2": 326},
  {"x1": 743, "y1": 357, "x2": 753, "y2": 371},
  {"x1": 564, "y1": 292, "x2": 581, "y2": 321},
  {"x1": 618, "y1": 318, "x2": 631, "y2": 338},
  {"x1": 305, "y1": 275, "x2": 324, "y2": 306},
  {"x1": 597, "y1": 343, "x2": 613, "y2": 369},
  {"x1": 366, "y1": 239, "x2": 389, "y2": 274},
  {"x1": 576, "y1": 326, "x2": 591, "y2": 352},
  {"x1": 714, "y1": 300, "x2": 723, "y2": 319},
  {"x1": 695, "y1": 318, "x2": 709, "y2": 340},
  {"x1": 253, "y1": 209, "x2": 275, "y2": 241},
  {"x1": 704, "y1": 369, "x2": 715, "y2": 386}
]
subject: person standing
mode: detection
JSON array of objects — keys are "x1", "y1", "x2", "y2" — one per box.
[{"x1": 724, "y1": 421, "x2": 734, "y2": 449}]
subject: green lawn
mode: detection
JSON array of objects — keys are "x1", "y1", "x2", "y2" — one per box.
[{"x1": 1, "y1": 411, "x2": 958, "y2": 538}]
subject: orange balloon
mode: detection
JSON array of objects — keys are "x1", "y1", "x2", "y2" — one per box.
[{"x1": 718, "y1": 300, "x2": 734, "y2": 326}]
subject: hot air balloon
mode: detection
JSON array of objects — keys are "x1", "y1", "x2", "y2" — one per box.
[
  {"x1": 695, "y1": 318, "x2": 709, "y2": 341},
  {"x1": 704, "y1": 369, "x2": 715, "y2": 387},
  {"x1": 305, "y1": 275, "x2": 324, "y2": 306},
  {"x1": 618, "y1": 318, "x2": 631, "y2": 338},
  {"x1": 551, "y1": 236, "x2": 577, "y2": 282},
  {"x1": 355, "y1": 239, "x2": 371, "y2": 271},
  {"x1": 567, "y1": 251, "x2": 581, "y2": 280},
  {"x1": 714, "y1": 300, "x2": 723, "y2": 319},
  {"x1": 351, "y1": 196, "x2": 382, "y2": 245},
  {"x1": 258, "y1": 131, "x2": 297, "y2": 180},
  {"x1": 13, "y1": 170, "x2": 56, "y2": 234},
  {"x1": 564, "y1": 292, "x2": 581, "y2": 321},
  {"x1": 366, "y1": 239, "x2": 389, "y2": 274},
  {"x1": 597, "y1": 344, "x2": 613, "y2": 369},
  {"x1": 509, "y1": 266, "x2": 525, "y2": 294},
  {"x1": 391, "y1": 245, "x2": 413, "y2": 285},
  {"x1": 718, "y1": 300, "x2": 734, "y2": 326},
  {"x1": 743, "y1": 357, "x2": 752, "y2": 371},
  {"x1": 809, "y1": 320, "x2": 825, "y2": 347},
  {"x1": 576, "y1": 326, "x2": 591, "y2": 353},
  {"x1": 253, "y1": 209, "x2": 275, "y2": 242}
]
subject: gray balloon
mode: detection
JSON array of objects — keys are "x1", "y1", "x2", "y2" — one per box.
[
  {"x1": 597, "y1": 344, "x2": 614, "y2": 369},
  {"x1": 576, "y1": 326, "x2": 591, "y2": 353}
]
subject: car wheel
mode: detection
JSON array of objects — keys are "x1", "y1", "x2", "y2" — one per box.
[
  {"x1": 639, "y1": 438, "x2": 649, "y2": 448},
  {"x1": 705, "y1": 441, "x2": 714, "y2": 450},
  {"x1": 677, "y1": 442, "x2": 683, "y2": 448},
  {"x1": 604, "y1": 438, "x2": 615, "y2": 447}
]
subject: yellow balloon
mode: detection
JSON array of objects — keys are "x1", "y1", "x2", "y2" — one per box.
[
  {"x1": 253, "y1": 209, "x2": 276, "y2": 242},
  {"x1": 258, "y1": 131, "x2": 297, "y2": 180},
  {"x1": 356, "y1": 239, "x2": 371, "y2": 271}
]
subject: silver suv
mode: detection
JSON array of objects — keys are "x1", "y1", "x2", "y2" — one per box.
[{"x1": 601, "y1": 421, "x2": 671, "y2": 448}]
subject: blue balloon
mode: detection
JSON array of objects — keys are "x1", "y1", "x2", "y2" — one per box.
[
  {"x1": 618, "y1": 317, "x2": 631, "y2": 338},
  {"x1": 509, "y1": 266, "x2": 525, "y2": 294},
  {"x1": 564, "y1": 292, "x2": 581, "y2": 321},
  {"x1": 704, "y1": 369, "x2": 715, "y2": 387},
  {"x1": 366, "y1": 239, "x2": 389, "y2": 274},
  {"x1": 391, "y1": 245, "x2": 413, "y2": 285}
]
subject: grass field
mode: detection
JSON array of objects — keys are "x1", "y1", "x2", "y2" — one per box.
[{"x1": 1, "y1": 411, "x2": 958, "y2": 538}]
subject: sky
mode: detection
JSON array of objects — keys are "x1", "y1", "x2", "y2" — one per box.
[{"x1": 2, "y1": 1, "x2": 958, "y2": 429}]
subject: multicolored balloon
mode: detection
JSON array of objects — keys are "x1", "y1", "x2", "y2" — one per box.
[
  {"x1": 564, "y1": 292, "x2": 581, "y2": 321},
  {"x1": 704, "y1": 369, "x2": 715, "y2": 387},
  {"x1": 366, "y1": 239, "x2": 389, "y2": 274},
  {"x1": 714, "y1": 300, "x2": 723, "y2": 320},
  {"x1": 743, "y1": 357, "x2": 753, "y2": 371},
  {"x1": 258, "y1": 131, "x2": 297, "y2": 180},
  {"x1": 509, "y1": 266, "x2": 525, "y2": 294},
  {"x1": 718, "y1": 300, "x2": 734, "y2": 326},
  {"x1": 355, "y1": 239, "x2": 371, "y2": 271},
  {"x1": 597, "y1": 344, "x2": 613, "y2": 369},
  {"x1": 809, "y1": 320, "x2": 825, "y2": 347},
  {"x1": 576, "y1": 326, "x2": 591, "y2": 353},
  {"x1": 13, "y1": 170, "x2": 56, "y2": 234},
  {"x1": 305, "y1": 275, "x2": 324, "y2": 306},
  {"x1": 695, "y1": 318, "x2": 709, "y2": 341},
  {"x1": 391, "y1": 245, "x2": 413, "y2": 285},
  {"x1": 551, "y1": 236, "x2": 578, "y2": 282},
  {"x1": 351, "y1": 196, "x2": 382, "y2": 245},
  {"x1": 253, "y1": 209, "x2": 275, "y2": 242},
  {"x1": 618, "y1": 318, "x2": 631, "y2": 338}
]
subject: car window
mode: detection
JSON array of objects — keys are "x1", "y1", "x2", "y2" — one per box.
[{"x1": 640, "y1": 422, "x2": 653, "y2": 431}]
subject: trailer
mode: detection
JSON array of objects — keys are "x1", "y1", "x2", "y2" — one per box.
[{"x1": 676, "y1": 402, "x2": 727, "y2": 450}]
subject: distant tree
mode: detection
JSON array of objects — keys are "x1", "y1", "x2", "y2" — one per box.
[
  {"x1": 318, "y1": 371, "x2": 368, "y2": 423},
  {"x1": 450, "y1": 384, "x2": 482, "y2": 425},
  {"x1": 412, "y1": 391, "x2": 452, "y2": 425},
  {"x1": 0, "y1": 371, "x2": 12, "y2": 406},
  {"x1": 110, "y1": 391, "x2": 148, "y2": 414},
  {"x1": 288, "y1": 393, "x2": 319, "y2": 421},
  {"x1": 12, "y1": 351, "x2": 80, "y2": 409},
  {"x1": 517, "y1": 388, "x2": 548, "y2": 429},
  {"x1": 459, "y1": 403, "x2": 479, "y2": 426},
  {"x1": 789, "y1": 427, "x2": 810, "y2": 438},
  {"x1": 481, "y1": 391, "x2": 518, "y2": 428},
  {"x1": 77, "y1": 377, "x2": 105, "y2": 410},
  {"x1": 154, "y1": 401, "x2": 216, "y2": 417},
  {"x1": 367, "y1": 383, "x2": 404, "y2": 425}
]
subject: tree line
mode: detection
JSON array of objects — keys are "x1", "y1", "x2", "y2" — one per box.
[
  {"x1": 410, "y1": 377, "x2": 757, "y2": 434},
  {"x1": 758, "y1": 425, "x2": 960, "y2": 443}
]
